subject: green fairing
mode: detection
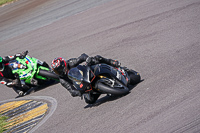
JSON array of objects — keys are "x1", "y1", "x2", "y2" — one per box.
[
  {"x1": 0, "y1": 56, "x2": 2, "y2": 63},
  {"x1": 11, "y1": 56, "x2": 49, "y2": 84}
]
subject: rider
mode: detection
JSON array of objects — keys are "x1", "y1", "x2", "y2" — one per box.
[
  {"x1": 0, "y1": 51, "x2": 50, "y2": 96},
  {"x1": 0, "y1": 51, "x2": 28, "y2": 95},
  {"x1": 51, "y1": 53, "x2": 121, "y2": 99}
]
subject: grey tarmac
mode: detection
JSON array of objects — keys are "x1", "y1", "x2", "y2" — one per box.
[{"x1": 0, "y1": 0, "x2": 200, "y2": 133}]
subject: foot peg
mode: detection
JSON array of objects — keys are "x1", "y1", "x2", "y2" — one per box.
[{"x1": 30, "y1": 78, "x2": 38, "y2": 85}]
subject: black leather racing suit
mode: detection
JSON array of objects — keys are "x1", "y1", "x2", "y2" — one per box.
[{"x1": 59, "y1": 53, "x2": 121, "y2": 97}]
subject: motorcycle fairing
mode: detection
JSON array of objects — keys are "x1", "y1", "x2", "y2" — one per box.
[
  {"x1": 91, "y1": 64, "x2": 128, "y2": 86},
  {"x1": 9, "y1": 56, "x2": 50, "y2": 84},
  {"x1": 68, "y1": 65, "x2": 90, "y2": 91}
]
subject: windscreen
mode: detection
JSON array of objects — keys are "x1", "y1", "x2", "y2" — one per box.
[{"x1": 68, "y1": 67, "x2": 83, "y2": 82}]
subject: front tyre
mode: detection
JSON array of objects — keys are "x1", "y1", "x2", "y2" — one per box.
[
  {"x1": 95, "y1": 80, "x2": 129, "y2": 95},
  {"x1": 38, "y1": 70, "x2": 59, "y2": 80}
]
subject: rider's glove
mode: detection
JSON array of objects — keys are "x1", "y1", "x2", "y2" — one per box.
[
  {"x1": 110, "y1": 60, "x2": 121, "y2": 67},
  {"x1": 86, "y1": 57, "x2": 94, "y2": 65},
  {"x1": 86, "y1": 56, "x2": 99, "y2": 66},
  {"x1": 81, "y1": 53, "x2": 89, "y2": 60}
]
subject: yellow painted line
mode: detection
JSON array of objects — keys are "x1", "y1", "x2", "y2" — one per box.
[
  {"x1": 6, "y1": 103, "x2": 48, "y2": 128},
  {"x1": 0, "y1": 100, "x2": 32, "y2": 114}
]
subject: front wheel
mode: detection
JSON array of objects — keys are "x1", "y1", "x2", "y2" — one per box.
[
  {"x1": 95, "y1": 80, "x2": 129, "y2": 95},
  {"x1": 38, "y1": 70, "x2": 59, "y2": 80}
]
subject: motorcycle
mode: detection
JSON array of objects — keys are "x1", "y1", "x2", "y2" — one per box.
[
  {"x1": 68, "y1": 63, "x2": 141, "y2": 104},
  {"x1": 9, "y1": 54, "x2": 59, "y2": 96}
]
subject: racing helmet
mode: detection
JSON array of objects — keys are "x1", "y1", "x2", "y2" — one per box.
[{"x1": 51, "y1": 57, "x2": 68, "y2": 76}]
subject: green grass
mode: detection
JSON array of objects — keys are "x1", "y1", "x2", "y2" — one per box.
[
  {"x1": 0, "y1": 115, "x2": 9, "y2": 133},
  {"x1": 0, "y1": 0, "x2": 15, "y2": 6}
]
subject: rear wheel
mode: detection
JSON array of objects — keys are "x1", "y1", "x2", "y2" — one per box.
[{"x1": 127, "y1": 70, "x2": 141, "y2": 85}]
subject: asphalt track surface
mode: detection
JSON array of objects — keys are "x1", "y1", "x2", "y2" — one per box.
[{"x1": 0, "y1": 0, "x2": 200, "y2": 132}]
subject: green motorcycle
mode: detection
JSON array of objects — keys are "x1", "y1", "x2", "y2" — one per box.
[{"x1": 9, "y1": 54, "x2": 59, "y2": 96}]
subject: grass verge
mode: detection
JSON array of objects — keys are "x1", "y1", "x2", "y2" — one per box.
[
  {"x1": 0, "y1": 115, "x2": 9, "y2": 133},
  {"x1": 0, "y1": 0, "x2": 15, "y2": 6}
]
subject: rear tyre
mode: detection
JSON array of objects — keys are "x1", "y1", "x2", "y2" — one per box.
[{"x1": 128, "y1": 70, "x2": 141, "y2": 85}]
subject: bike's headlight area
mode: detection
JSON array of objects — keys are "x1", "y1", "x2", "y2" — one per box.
[
  {"x1": 74, "y1": 81, "x2": 81, "y2": 85},
  {"x1": 68, "y1": 67, "x2": 83, "y2": 82}
]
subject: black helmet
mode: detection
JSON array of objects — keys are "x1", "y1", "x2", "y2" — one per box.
[{"x1": 51, "y1": 57, "x2": 67, "y2": 76}]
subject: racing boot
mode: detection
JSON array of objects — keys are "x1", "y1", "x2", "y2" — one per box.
[
  {"x1": 94, "y1": 55, "x2": 121, "y2": 67},
  {"x1": 110, "y1": 59, "x2": 121, "y2": 67},
  {"x1": 30, "y1": 78, "x2": 38, "y2": 86},
  {"x1": 83, "y1": 92, "x2": 100, "y2": 104}
]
